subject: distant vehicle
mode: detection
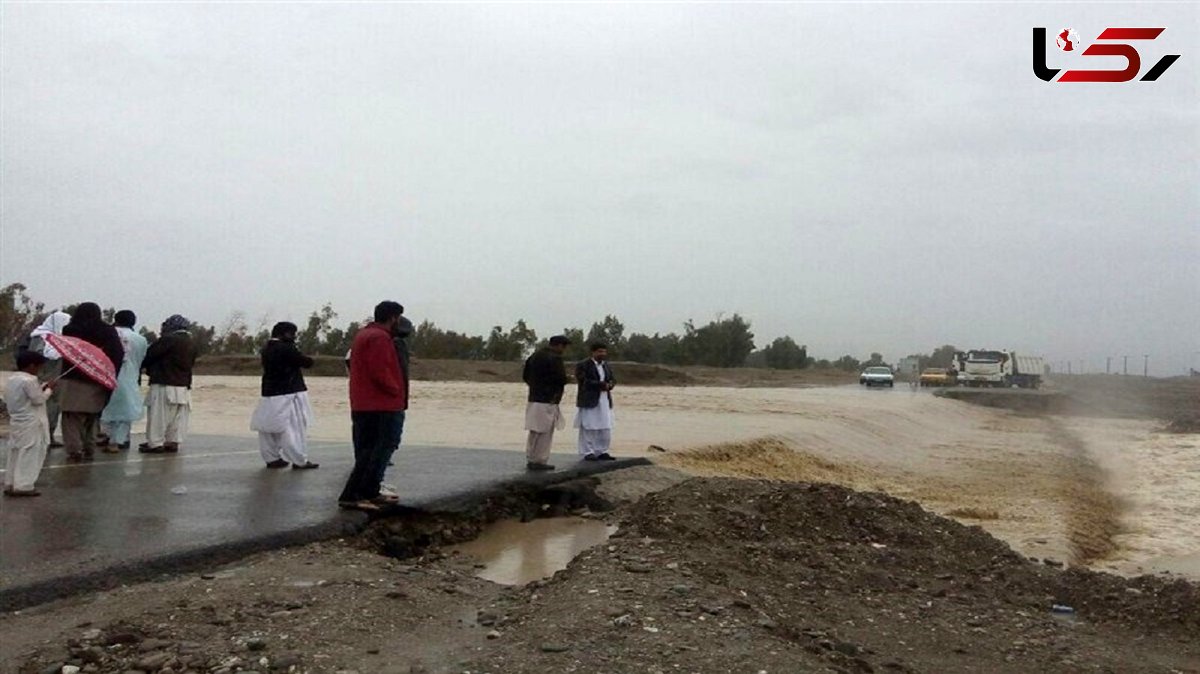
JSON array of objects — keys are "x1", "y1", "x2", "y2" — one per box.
[
  {"x1": 919, "y1": 367, "x2": 955, "y2": 387},
  {"x1": 859, "y1": 366, "x2": 895, "y2": 387},
  {"x1": 952, "y1": 350, "x2": 1045, "y2": 389}
]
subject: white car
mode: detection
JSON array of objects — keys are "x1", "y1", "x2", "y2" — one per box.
[{"x1": 859, "y1": 366, "x2": 895, "y2": 387}]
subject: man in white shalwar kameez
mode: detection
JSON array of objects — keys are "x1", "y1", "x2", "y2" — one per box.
[
  {"x1": 250, "y1": 322, "x2": 319, "y2": 469},
  {"x1": 4, "y1": 352, "x2": 54, "y2": 497},
  {"x1": 573, "y1": 343, "x2": 616, "y2": 461}
]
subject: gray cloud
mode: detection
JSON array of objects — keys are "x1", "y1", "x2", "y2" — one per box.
[{"x1": 2, "y1": 3, "x2": 1196, "y2": 374}]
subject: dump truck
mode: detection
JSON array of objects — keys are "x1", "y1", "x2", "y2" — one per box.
[{"x1": 952, "y1": 350, "x2": 1045, "y2": 389}]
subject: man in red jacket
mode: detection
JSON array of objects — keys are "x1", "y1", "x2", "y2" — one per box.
[{"x1": 338, "y1": 301, "x2": 407, "y2": 511}]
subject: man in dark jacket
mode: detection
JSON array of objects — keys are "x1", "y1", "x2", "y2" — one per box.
[
  {"x1": 59, "y1": 302, "x2": 124, "y2": 462},
  {"x1": 251, "y1": 322, "x2": 318, "y2": 469},
  {"x1": 522, "y1": 335, "x2": 571, "y2": 471},
  {"x1": 338, "y1": 301, "x2": 407, "y2": 512},
  {"x1": 140, "y1": 314, "x2": 198, "y2": 454},
  {"x1": 574, "y1": 343, "x2": 616, "y2": 461}
]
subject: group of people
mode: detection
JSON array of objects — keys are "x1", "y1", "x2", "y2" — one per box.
[
  {"x1": 5, "y1": 304, "x2": 198, "y2": 496},
  {"x1": 5, "y1": 299, "x2": 618, "y2": 512}
]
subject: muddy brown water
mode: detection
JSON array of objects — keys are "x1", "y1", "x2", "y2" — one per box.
[{"x1": 451, "y1": 517, "x2": 617, "y2": 585}]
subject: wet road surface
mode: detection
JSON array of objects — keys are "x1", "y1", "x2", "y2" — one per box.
[{"x1": 0, "y1": 435, "x2": 643, "y2": 609}]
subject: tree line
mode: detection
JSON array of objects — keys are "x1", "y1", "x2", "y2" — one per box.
[{"x1": 2, "y1": 282, "x2": 954, "y2": 371}]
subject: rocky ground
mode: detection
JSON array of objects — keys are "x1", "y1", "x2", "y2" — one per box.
[{"x1": 4, "y1": 468, "x2": 1198, "y2": 674}]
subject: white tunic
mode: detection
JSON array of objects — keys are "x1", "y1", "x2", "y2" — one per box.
[
  {"x1": 250, "y1": 391, "x2": 314, "y2": 434},
  {"x1": 4, "y1": 372, "x2": 51, "y2": 491}
]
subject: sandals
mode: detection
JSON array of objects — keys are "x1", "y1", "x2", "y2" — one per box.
[
  {"x1": 338, "y1": 500, "x2": 381, "y2": 512},
  {"x1": 4, "y1": 488, "x2": 41, "y2": 497}
]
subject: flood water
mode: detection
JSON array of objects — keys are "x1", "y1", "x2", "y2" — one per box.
[{"x1": 451, "y1": 517, "x2": 617, "y2": 585}]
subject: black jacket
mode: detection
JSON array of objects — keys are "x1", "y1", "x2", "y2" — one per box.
[
  {"x1": 523, "y1": 348, "x2": 568, "y2": 404},
  {"x1": 144, "y1": 331, "x2": 199, "y2": 388},
  {"x1": 261, "y1": 339, "x2": 314, "y2": 397},
  {"x1": 574, "y1": 358, "x2": 614, "y2": 409}
]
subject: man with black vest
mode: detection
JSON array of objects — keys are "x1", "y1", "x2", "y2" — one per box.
[{"x1": 522, "y1": 335, "x2": 571, "y2": 471}]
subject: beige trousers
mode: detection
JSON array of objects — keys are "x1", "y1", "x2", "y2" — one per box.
[
  {"x1": 524, "y1": 402, "x2": 563, "y2": 464},
  {"x1": 146, "y1": 385, "x2": 191, "y2": 447}
]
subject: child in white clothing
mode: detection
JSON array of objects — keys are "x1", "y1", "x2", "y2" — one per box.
[{"x1": 4, "y1": 351, "x2": 54, "y2": 497}]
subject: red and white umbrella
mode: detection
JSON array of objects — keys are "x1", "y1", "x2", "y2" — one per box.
[{"x1": 45, "y1": 334, "x2": 119, "y2": 391}]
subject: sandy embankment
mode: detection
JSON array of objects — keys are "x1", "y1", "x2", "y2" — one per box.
[{"x1": 181, "y1": 375, "x2": 1200, "y2": 578}]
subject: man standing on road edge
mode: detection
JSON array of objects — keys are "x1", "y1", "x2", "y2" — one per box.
[
  {"x1": 522, "y1": 335, "x2": 571, "y2": 471},
  {"x1": 140, "y1": 314, "x2": 198, "y2": 454},
  {"x1": 338, "y1": 301, "x2": 406, "y2": 512},
  {"x1": 574, "y1": 342, "x2": 616, "y2": 461}
]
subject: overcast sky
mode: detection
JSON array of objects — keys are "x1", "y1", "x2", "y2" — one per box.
[{"x1": 2, "y1": 3, "x2": 1196, "y2": 374}]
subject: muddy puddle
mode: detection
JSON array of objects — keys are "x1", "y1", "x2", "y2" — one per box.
[{"x1": 451, "y1": 517, "x2": 617, "y2": 585}]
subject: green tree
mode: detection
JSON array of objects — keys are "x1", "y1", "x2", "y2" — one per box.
[
  {"x1": 560, "y1": 327, "x2": 587, "y2": 362},
  {"x1": 680, "y1": 314, "x2": 756, "y2": 367},
  {"x1": 928, "y1": 344, "x2": 959, "y2": 368},
  {"x1": 863, "y1": 352, "x2": 888, "y2": 368},
  {"x1": 297, "y1": 303, "x2": 337, "y2": 355},
  {"x1": 834, "y1": 355, "x2": 861, "y2": 372},
  {"x1": 624, "y1": 333, "x2": 655, "y2": 363},
  {"x1": 762, "y1": 336, "x2": 808, "y2": 369},
  {"x1": 508, "y1": 319, "x2": 538, "y2": 358},
  {"x1": 0, "y1": 283, "x2": 46, "y2": 353},
  {"x1": 411, "y1": 320, "x2": 485, "y2": 360},
  {"x1": 585, "y1": 315, "x2": 626, "y2": 358},
  {"x1": 484, "y1": 325, "x2": 523, "y2": 361}
]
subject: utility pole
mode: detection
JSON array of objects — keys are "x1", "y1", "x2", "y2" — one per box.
[
  {"x1": 1106, "y1": 356, "x2": 1112, "y2": 374},
  {"x1": 1068, "y1": 361, "x2": 1072, "y2": 375},
  {"x1": 1143, "y1": 354, "x2": 1149, "y2": 377},
  {"x1": 1123, "y1": 355, "x2": 1128, "y2": 375}
]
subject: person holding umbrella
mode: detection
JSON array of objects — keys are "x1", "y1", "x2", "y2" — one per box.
[{"x1": 58, "y1": 303, "x2": 123, "y2": 462}]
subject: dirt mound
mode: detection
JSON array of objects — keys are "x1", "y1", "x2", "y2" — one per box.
[
  {"x1": 472, "y1": 478, "x2": 1200, "y2": 673},
  {"x1": 632, "y1": 479, "x2": 1199, "y2": 625},
  {"x1": 660, "y1": 436, "x2": 875, "y2": 485}
]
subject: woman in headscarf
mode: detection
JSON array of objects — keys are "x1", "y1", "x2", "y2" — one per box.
[
  {"x1": 59, "y1": 303, "x2": 123, "y2": 462},
  {"x1": 250, "y1": 322, "x2": 318, "y2": 469}
]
